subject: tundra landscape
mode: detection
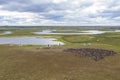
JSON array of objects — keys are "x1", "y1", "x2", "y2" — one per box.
[
  {"x1": 0, "y1": 26, "x2": 120, "y2": 80},
  {"x1": 0, "y1": 0, "x2": 120, "y2": 80}
]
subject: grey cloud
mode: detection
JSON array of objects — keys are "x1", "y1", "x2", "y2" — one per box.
[
  {"x1": 0, "y1": 0, "x2": 120, "y2": 25},
  {"x1": 2, "y1": 2, "x2": 65, "y2": 13},
  {"x1": 0, "y1": 0, "x2": 30, "y2": 4}
]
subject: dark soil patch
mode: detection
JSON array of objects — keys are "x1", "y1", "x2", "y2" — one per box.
[{"x1": 64, "y1": 48, "x2": 117, "y2": 61}]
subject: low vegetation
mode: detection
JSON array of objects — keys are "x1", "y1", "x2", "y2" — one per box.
[
  {"x1": 0, "y1": 45, "x2": 120, "y2": 80},
  {"x1": 0, "y1": 27, "x2": 120, "y2": 80}
]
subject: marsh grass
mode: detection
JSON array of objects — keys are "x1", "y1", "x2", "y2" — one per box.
[{"x1": 0, "y1": 45, "x2": 120, "y2": 80}]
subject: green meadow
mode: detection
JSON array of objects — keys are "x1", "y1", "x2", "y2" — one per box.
[{"x1": 0, "y1": 27, "x2": 120, "y2": 80}]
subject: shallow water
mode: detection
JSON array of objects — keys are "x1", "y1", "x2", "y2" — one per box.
[
  {"x1": 0, "y1": 31, "x2": 12, "y2": 35},
  {"x1": 0, "y1": 37, "x2": 64, "y2": 45},
  {"x1": 4, "y1": 31, "x2": 12, "y2": 34},
  {"x1": 34, "y1": 30, "x2": 120, "y2": 35}
]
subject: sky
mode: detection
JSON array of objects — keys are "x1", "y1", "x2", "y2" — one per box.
[{"x1": 0, "y1": 0, "x2": 120, "y2": 26}]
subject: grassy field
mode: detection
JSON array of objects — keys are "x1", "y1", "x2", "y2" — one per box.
[
  {"x1": 0, "y1": 28, "x2": 120, "y2": 80},
  {"x1": 0, "y1": 45, "x2": 120, "y2": 80},
  {"x1": 62, "y1": 32, "x2": 120, "y2": 52}
]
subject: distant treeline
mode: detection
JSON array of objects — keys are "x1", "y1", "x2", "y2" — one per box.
[{"x1": 0, "y1": 26, "x2": 120, "y2": 30}]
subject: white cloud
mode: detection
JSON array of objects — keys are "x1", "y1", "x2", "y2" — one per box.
[
  {"x1": 53, "y1": 0, "x2": 67, "y2": 4},
  {"x1": 0, "y1": 0, "x2": 120, "y2": 25},
  {"x1": 0, "y1": 10, "x2": 39, "y2": 19}
]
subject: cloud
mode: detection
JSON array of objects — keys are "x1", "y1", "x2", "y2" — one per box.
[{"x1": 0, "y1": 0, "x2": 120, "y2": 25}]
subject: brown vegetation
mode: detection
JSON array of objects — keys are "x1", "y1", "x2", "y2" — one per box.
[
  {"x1": 0, "y1": 46, "x2": 119, "y2": 80},
  {"x1": 64, "y1": 48, "x2": 117, "y2": 61}
]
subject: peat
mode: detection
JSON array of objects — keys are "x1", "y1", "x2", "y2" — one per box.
[{"x1": 64, "y1": 48, "x2": 117, "y2": 61}]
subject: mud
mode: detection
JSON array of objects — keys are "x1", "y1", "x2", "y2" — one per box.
[{"x1": 64, "y1": 48, "x2": 117, "y2": 61}]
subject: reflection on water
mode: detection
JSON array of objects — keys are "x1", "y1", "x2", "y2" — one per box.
[
  {"x1": 3, "y1": 31, "x2": 12, "y2": 34},
  {"x1": 0, "y1": 37, "x2": 64, "y2": 45},
  {"x1": 34, "y1": 30, "x2": 120, "y2": 35},
  {"x1": 0, "y1": 31, "x2": 12, "y2": 35}
]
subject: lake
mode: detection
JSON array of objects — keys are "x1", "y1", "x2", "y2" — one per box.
[
  {"x1": 34, "y1": 30, "x2": 120, "y2": 35},
  {"x1": 0, "y1": 31, "x2": 12, "y2": 35},
  {"x1": 0, "y1": 37, "x2": 64, "y2": 46}
]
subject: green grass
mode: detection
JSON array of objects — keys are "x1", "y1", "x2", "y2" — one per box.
[{"x1": 61, "y1": 32, "x2": 120, "y2": 52}]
